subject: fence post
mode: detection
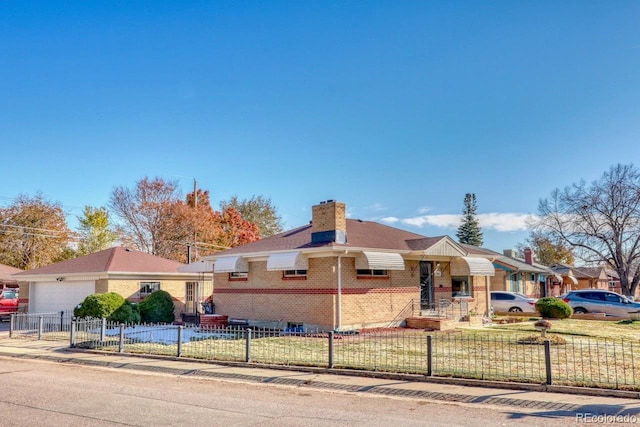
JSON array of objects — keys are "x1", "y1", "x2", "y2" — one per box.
[
  {"x1": 245, "y1": 328, "x2": 252, "y2": 363},
  {"x1": 9, "y1": 314, "x2": 14, "y2": 338},
  {"x1": 328, "y1": 331, "x2": 334, "y2": 368},
  {"x1": 426, "y1": 335, "x2": 433, "y2": 377},
  {"x1": 118, "y1": 323, "x2": 125, "y2": 353},
  {"x1": 60, "y1": 311, "x2": 64, "y2": 332},
  {"x1": 544, "y1": 339, "x2": 552, "y2": 385},
  {"x1": 100, "y1": 318, "x2": 106, "y2": 342},
  {"x1": 38, "y1": 316, "x2": 44, "y2": 340},
  {"x1": 70, "y1": 318, "x2": 77, "y2": 348},
  {"x1": 177, "y1": 326, "x2": 183, "y2": 357}
]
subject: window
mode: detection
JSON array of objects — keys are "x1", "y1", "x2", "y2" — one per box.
[
  {"x1": 139, "y1": 282, "x2": 160, "y2": 298},
  {"x1": 356, "y1": 269, "x2": 389, "y2": 277},
  {"x1": 452, "y1": 276, "x2": 471, "y2": 297},
  {"x1": 283, "y1": 269, "x2": 307, "y2": 278},
  {"x1": 229, "y1": 272, "x2": 248, "y2": 280},
  {"x1": 492, "y1": 292, "x2": 514, "y2": 301},
  {"x1": 530, "y1": 273, "x2": 536, "y2": 282}
]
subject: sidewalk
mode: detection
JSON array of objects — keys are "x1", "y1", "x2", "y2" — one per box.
[{"x1": 2, "y1": 334, "x2": 640, "y2": 418}]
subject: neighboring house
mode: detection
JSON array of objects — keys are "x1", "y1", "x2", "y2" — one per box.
[
  {"x1": 0, "y1": 263, "x2": 22, "y2": 291},
  {"x1": 572, "y1": 267, "x2": 610, "y2": 291},
  {"x1": 605, "y1": 269, "x2": 621, "y2": 294},
  {"x1": 546, "y1": 263, "x2": 581, "y2": 296},
  {"x1": 14, "y1": 247, "x2": 212, "y2": 319},
  {"x1": 462, "y1": 247, "x2": 550, "y2": 298},
  {"x1": 184, "y1": 200, "x2": 495, "y2": 332}
]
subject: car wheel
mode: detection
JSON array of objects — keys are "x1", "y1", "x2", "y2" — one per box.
[
  {"x1": 573, "y1": 307, "x2": 588, "y2": 314},
  {"x1": 508, "y1": 307, "x2": 523, "y2": 313}
]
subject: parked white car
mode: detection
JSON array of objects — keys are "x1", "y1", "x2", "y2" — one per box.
[{"x1": 490, "y1": 291, "x2": 538, "y2": 313}]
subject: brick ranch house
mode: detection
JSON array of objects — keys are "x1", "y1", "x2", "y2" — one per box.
[
  {"x1": 187, "y1": 200, "x2": 496, "y2": 331},
  {"x1": 14, "y1": 247, "x2": 212, "y2": 319}
]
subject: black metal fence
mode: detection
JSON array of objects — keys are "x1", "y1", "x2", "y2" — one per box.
[{"x1": 58, "y1": 318, "x2": 640, "y2": 391}]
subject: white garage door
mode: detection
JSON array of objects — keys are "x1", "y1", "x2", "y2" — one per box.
[{"x1": 30, "y1": 281, "x2": 96, "y2": 314}]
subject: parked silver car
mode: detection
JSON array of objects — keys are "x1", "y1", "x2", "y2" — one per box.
[
  {"x1": 490, "y1": 291, "x2": 538, "y2": 313},
  {"x1": 561, "y1": 289, "x2": 640, "y2": 317}
]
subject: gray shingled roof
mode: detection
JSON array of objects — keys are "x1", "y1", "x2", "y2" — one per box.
[{"x1": 460, "y1": 244, "x2": 551, "y2": 274}]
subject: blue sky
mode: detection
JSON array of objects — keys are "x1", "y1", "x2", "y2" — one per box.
[{"x1": 1, "y1": 1, "x2": 639, "y2": 252}]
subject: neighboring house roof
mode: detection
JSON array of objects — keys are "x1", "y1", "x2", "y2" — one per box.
[
  {"x1": 460, "y1": 245, "x2": 551, "y2": 274},
  {"x1": 0, "y1": 263, "x2": 22, "y2": 283},
  {"x1": 14, "y1": 247, "x2": 187, "y2": 279},
  {"x1": 573, "y1": 266, "x2": 607, "y2": 280},
  {"x1": 210, "y1": 219, "x2": 464, "y2": 257}
]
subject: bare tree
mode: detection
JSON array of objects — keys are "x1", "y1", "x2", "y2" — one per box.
[
  {"x1": 535, "y1": 164, "x2": 640, "y2": 297},
  {"x1": 109, "y1": 177, "x2": 182, "y2": 255}
]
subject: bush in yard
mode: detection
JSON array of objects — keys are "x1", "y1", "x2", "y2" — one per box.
[
  {"x1": 535, "y1": 297, "x2": 572, "y2": 319},
  {"x1": 139, "y1": 290, "x2": 175, "y2": 324},
  {"x1": 74, "y1": 292, "x2": 125, "y2": 319},
  {"x1": 108, "y1": 300, "x2": 141, "y2": 324}
]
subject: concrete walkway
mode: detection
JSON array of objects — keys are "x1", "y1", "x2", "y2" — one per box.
[{"x1": 2, "y1": 334, "x2": 640, "y2": 419}]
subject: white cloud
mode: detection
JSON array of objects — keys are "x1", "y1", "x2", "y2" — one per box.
[
  {"x1": 392, "y1": 212, "x2": 537, "y2": 232},
  {"x1": 380, "y1": 216, "x2": 400, "y2": 224}
]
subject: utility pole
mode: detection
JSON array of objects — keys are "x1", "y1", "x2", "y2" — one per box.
[{"x1": 193, "y1": 178, "x2": 198, "y2": 262}]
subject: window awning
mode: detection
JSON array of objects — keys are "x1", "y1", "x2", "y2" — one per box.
[
  {"x1": 451, "y1": 257, "x2": 495, "y2": 276},
  {"x1": 178, "y1": 260, "x2": 213, "y2": 273},
  {"x1": 267, "y1": 252, "x2": 308, "y2": 271},
  {"x1": 566, "y1": 276, "x2": 578, "y2": 285},
  {"x1": 355, "y1": 251, "x2": 405, "y2": 270},
  {"x1": 214, "y1": 256, "x2": 249, "y2": 273}
]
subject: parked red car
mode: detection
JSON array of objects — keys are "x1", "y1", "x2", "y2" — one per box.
[{"x1": 0, "y1": 290, "x2": 19, "y2": 320}]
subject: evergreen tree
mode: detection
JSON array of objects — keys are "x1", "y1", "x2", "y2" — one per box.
[{"x1": 456, "y1": 193, "x2": 484, "y2": 246}]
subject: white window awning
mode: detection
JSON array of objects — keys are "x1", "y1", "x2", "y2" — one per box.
[
  {"x1": 451, "y1": 256, "x2": 495, "y2": 276},
  {"x1": 214, "y1": 256, "x2": 249, "y2": 273},
  {"x1": 178, "y1": 260, "x2": 214, "y2": 273},
  {"x1": 548, "y1": 274, "x2": 563, "y2": 283},
  {"x1": 566, "y1": 276, "x2": 578, "y2": 285},
  {"x1": 267, "y1": 252, "x2": 308, "y2": 271},
  {"x1": 355, "y1": 251, "x2": 405, "y2": 271}
]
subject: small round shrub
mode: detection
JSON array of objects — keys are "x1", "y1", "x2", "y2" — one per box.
[
  {"x1": 535, "y1": 297, "x2": 573, "y2": 319},
  {"x1": 74, "y1": 292, "x2": 125, "y2": 319},
  {"x1": 108, "y1": 300, "x2": 141, "y2": 324},
  {"x1": 139, "y1": 290, "x2": 175, "y2": 324}
]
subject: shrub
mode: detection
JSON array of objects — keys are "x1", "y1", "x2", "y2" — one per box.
[
  {"x1": 74, "y1": 292, "x2": 125, "y2": 318},
  {"x1": 535, "y1": 297, "x2": 573, "y2": 319},
  {"x1": 139, "y1": 290, "x2": 175, "y2": 324},
  {"x1": 108, "y1": 300, "x2": 141, "y2": 324}
]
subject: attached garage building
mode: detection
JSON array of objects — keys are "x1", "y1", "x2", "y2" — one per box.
[{"x1": 14, "y1": 247, "x2": 211, "y2": 318}]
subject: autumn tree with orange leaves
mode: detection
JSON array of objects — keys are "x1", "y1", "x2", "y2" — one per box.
[
  {"x1": 0, "y1": 194, "x2": 74, "y2": 269},
  {"x1": 110, "y1": 177, "x2": 262, "y2": 263}
]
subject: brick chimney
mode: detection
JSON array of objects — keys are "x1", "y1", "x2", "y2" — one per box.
[
  {"x1": 524, "y1": 248, "x2": 534, "y2": 265},
  {"x1": 311, "y1": 200, "x2": 347, "y2": 244}
]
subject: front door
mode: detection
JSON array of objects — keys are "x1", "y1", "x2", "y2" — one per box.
[
  {"x1": 185, "y1": 282, "x2": 198, "y2": 314},
  {"x1": 420, "y1": 261, "x2": 434, "y2": 309}
]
